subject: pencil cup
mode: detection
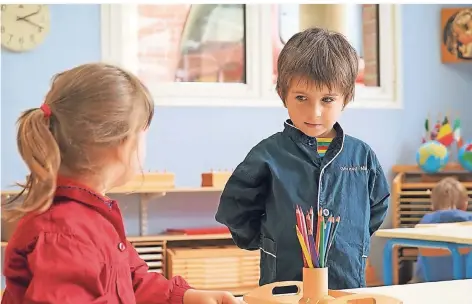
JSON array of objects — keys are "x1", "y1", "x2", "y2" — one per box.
[{"x1": 299, "y1": 267, "x2": 335, "y2": 304}]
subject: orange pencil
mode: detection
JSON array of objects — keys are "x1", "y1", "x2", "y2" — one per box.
[{"x1": 315, "y1": 208, "x2": 322, "y2": 256}]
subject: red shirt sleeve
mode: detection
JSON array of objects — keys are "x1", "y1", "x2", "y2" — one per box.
[
  {"x1": 127, "y1": 241, "x2": 192, "y2": 304},
  {"x1": 23, "y1": 232, "x2": 109, "y2": 303}
]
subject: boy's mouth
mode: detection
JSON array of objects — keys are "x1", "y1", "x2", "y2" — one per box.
[{"x1": 304, "y1": 122, "x2": 323, "y2": 128}]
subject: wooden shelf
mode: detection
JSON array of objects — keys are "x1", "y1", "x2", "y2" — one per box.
[
  {"x1": 1, "y1": 234, "x2": 233, "y2": 247},
  {"x1": 392, "y1": 162, "x2": 465, "y2": 174},
  {"x1": 1, "y1": 173, "x2": 226, "y2": 237},
  {"x1": 1, "y1": 172, "x2": 225, "y2": 197},
  {"x1": 117, "y1": 186, "x2": 224, "y2": 194},
  {"x1": 1, "y1": 186, "x2": 224, "y2": 197},
  {"x1": 127, "y1": 233, "x2": 232, "y2": 243},
  {"x1": 1, "y1": 234, "x2": 230, "y2": 245}
]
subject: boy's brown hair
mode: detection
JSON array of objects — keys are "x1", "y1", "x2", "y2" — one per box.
[
  {"x1": 3, "y1": 63, "x2": 154, "y2": 221},
  {"x1": 431, "y1": 177, "x2": 469, "y2": 211},
  {"x1": 276, "y1": 27, "x2": 359, "y2": 105}
]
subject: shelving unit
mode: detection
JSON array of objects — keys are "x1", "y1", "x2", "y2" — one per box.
[
  {"x1": 1, "y1": 173, "x2": 225, "y2": 236},
  {"x1": 1, "y1": 172, "x2": 382, "y2": 291},
  {"x1": 129, "y1": 233, "x2": 257, "y2": 296},
  {"x1": 132, "y1": 240, "x2": 165, "y2": 274},
  {"x1": 390, "y1": 164, "x2": 472, "y2": 285}
]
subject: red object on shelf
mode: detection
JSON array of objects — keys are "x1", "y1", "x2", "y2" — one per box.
[{"x1": 166, "y1": 226, "x2": 230, "y2": 235}]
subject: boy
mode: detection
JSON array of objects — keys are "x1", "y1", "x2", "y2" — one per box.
[
  {"x1": 215, "y1": 28, "x2": 390, "y2": 289},
  {"x1": 413, "y1": 177, "x2": 472, "y2": 282}
]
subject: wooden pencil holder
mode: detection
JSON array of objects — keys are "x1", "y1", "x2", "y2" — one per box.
[{"x1": 299, "y1": 267, "x2": 334, "y2": 304}]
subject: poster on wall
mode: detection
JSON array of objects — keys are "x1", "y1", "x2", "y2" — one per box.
[{"x1": 441, "y1": 7, "x2": 472, "y2": 63}]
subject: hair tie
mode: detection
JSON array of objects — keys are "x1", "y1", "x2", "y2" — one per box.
[{"x1": 40, "y1": 104, "x2": 52, "y2": 118}]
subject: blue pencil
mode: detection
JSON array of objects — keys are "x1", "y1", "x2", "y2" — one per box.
[{"x1": 324, "y1": 216, "x2": 332, "y2": 254}]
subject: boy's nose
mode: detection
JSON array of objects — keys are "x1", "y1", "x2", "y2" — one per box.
[{"x1": 312, "y1": 105, "x2": 322, "y2": 118}]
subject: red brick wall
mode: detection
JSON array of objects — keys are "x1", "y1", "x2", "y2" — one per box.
[
  {"x1": 362, "y1": 4, "x2": 380, "y2": 87},
  {"x1": 135, "y1": 5, "x2": 380, "y2": 87},
  {"x1": 137, "y1": 5, "x2": 190, "y2": 83}
]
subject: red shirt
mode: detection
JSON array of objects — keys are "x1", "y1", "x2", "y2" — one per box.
[{"x1": 2, "y1": 177, "x2": 192, "y2": 303}]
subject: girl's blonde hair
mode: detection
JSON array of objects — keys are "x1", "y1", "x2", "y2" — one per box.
[
  {"x1": 431, "y1": 177, "x2": 469, "y2": 211},
  {"x1": 3, "y1": 63, "x2": 154, "y2": 221}
]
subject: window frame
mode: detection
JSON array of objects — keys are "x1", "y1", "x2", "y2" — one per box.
[{"x1": 101, "y1": 4, "x2": 402, "y2": 109}]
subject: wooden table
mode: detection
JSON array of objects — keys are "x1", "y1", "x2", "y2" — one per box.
[
  {"x1": 375, "y1": 224, "x2": 472, "y2": 285},
  {"x1": 344, "y1": 279, "x2": 472, "y2": 304}
]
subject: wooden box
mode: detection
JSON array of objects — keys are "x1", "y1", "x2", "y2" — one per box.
[
  {"x1": 201, "y1": 171, "x2": 232, "y2": 188},
  {"x1": 166, "y1": 245, "x2": 260, "y2": 294}
]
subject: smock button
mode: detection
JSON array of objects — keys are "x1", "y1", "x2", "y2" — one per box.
[
  {"x1": 118, "y1": 242, "x2": 126, "y2": 252},
  {"x1": 323, "y1": 208, "x2": 330, "y2": 216}
]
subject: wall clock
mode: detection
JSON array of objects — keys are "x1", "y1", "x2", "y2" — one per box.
[{"x1": 1, "y1": 4, "x2": 51, "y2": 52}]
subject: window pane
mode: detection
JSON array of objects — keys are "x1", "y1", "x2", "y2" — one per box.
[
  {"x1": 274, "y1": 4, "x2": 380, "y2": 87},
  {"x1": 137, "y1": 4, "x2": 246, "y2": 85}
]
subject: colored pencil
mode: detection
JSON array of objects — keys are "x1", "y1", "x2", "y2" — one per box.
[
  {"x1": 319, "y1": 217, "x2": 325, "y2": 267},
  {"x1": 296, "y1": 225, "x2": 313, "y2": 268},
  {"x1": 295, "y1": 207, "x2": 308, "y2": 267},
  {"x1": 295, "y1": 205, "x2": 341, "y2": 268},
  {"x1": 324, "y1": 216, "x2": 341, "y2": 266},
  {"x1": 324, "y1": 216, "x2": 333, "y2": 255}
]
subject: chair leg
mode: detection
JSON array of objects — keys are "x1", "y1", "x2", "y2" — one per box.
[{"x1": 422, "y1": 258, "x2": 430, "y2": 282}]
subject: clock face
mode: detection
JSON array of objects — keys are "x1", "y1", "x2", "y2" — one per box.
[{"x1": 1, "y1": 4, "x2": 50, "y2": 52}]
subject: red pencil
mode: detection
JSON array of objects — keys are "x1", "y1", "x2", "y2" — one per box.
[
  {"x1": 299, "y1": 207, "x2": 310, "y2": 258},
  {"x1": 309, "y1": 207, "x2": 314, "y2": 232}
]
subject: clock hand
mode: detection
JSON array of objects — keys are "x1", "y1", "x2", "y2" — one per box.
[
  {"x1": 17, "y1": 6, "x2": 42, "y2": 21},
  {"x1": 18, "y1": 18, "x2": 44, "y2": 31}
]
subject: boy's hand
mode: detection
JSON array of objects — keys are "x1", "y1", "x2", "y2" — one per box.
[{"x1": 183, "y1": 289, "x2": 246, "y2": 304}]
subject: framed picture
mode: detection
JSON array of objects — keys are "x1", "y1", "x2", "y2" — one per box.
[{"x1": 441, "y1": 7, "x2": 472, "y2": 63}]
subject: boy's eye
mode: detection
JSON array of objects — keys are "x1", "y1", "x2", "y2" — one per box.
[
  {"x1": 295, "y1": 95, "x2": 307, "y2": 102},
  {"x1": 321, "y1": 97, "x2": 335, "y2": 103}
]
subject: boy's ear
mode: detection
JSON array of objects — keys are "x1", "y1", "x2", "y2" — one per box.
[
  {"x1": 343, "y1": 94, "x2": 354, "y2": 110},
  {"x1": 276, "y1": 87, "x2": 287, "y2": 108}
]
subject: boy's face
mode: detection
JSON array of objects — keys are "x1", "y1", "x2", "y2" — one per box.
[{"x1": 283, "y1": 77, "x2": 345, "y2": 138}]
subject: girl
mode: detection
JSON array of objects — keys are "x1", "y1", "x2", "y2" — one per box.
[{"x1": 2, "y1": 63, "x2": 241, "y2": 304}]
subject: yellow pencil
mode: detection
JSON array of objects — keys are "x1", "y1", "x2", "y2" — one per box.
[{"x1": 296, "y1": 225, "x2": 314, "y2": 268}]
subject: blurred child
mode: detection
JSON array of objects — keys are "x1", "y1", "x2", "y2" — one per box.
[
  {"x1": 412, "y1": 177, "x2": 472, "y2": 282},
  {"x1": 215, "y1": 28, "x2": 390, "y2": 289},
  {"x1": 2, "y1": 63, "x2": 241, "y2": 304}
]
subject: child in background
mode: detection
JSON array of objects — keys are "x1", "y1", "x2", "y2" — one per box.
[
  {"x1": 215, "y1": 28, "x2": 390, "y2": 290},
  {"x1": 413, "y1": 177, "x2": 472, "y2": 282},
  {"x1": 2, "y1": 63, "x2": 241, "y2": 304}
]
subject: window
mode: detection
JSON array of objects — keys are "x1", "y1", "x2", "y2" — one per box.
[
  {"x1": 137, "y1": 4, "x2": 246, "y2": 84},
  {"x1": 275, "y1": 4, "x2": 380, "y2": 87},
  {"x1": 101, "y1": 4, "x2": 401, "y2": 108}
]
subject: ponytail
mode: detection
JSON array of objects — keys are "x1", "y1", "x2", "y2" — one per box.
[{"x1": 3, "y1": 106, "x2": 61, "y2": 221}]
